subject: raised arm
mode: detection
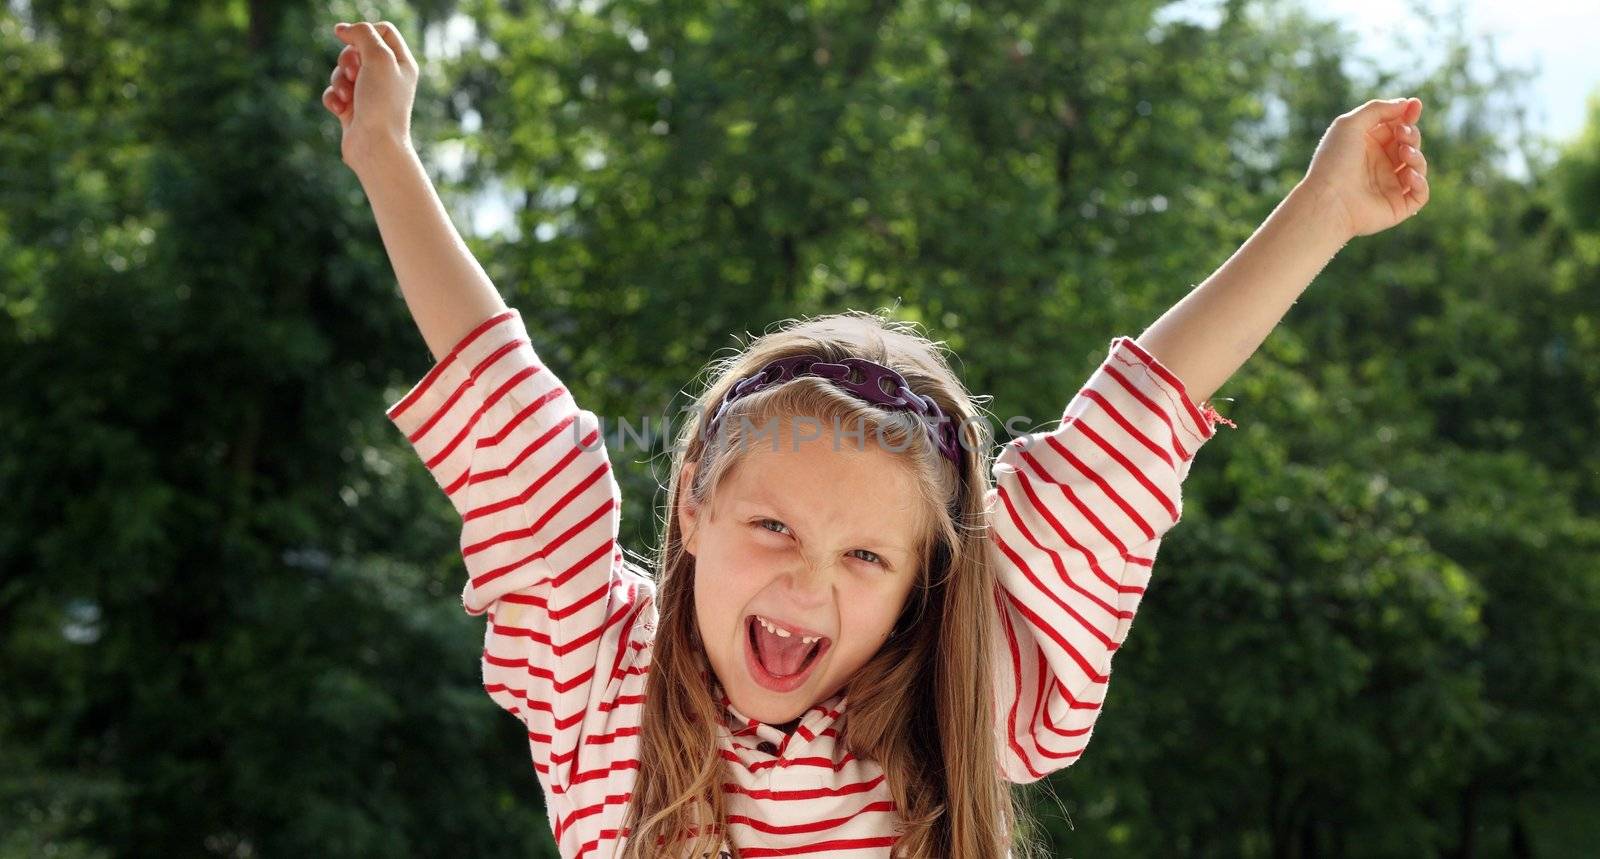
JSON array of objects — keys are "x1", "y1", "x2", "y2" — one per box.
[
  {"x1": 988, "y1": 98, "x2": 1432, "y2": 782},
  {"x1": 325, "y1": 23, "x2": 657, "y2": 814},
  {"x1": 1136, "y1": 97, "x2": 1431, "y2": 405},
  {"x1": 323, "y1": 20, "x2": 507, "y2": 362}
]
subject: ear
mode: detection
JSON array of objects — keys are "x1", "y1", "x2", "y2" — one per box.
[{"x1": 677, "y1": 460, "x2": 701, "y2": 557}]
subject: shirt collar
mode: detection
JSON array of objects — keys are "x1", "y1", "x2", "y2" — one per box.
[{"x1": 713, "y1": 678, "x2": 849, "y2": 751}]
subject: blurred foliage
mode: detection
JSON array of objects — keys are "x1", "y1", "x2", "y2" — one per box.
[{"x1": 2, "y1": 0, "x2": 1598, "y2": 857}]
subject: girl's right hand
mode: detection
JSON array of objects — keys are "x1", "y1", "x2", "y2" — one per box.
[{"x1": 322, "y1": 21, "x2": 419, "y2": 175}]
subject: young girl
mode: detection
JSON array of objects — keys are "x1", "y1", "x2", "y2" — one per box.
[{"x1": 323, "y1": 19, "x2": 1430, "y2": 858}]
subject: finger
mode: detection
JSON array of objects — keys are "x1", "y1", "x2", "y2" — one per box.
[
  {"x1": 326, "y1": 66, "x2": 352, "y2": 103},
  {"x1": 1386, "y1": 121, "x2": 1420, "y2": 149},
  {"x1": 322, "y1": 86, "x2": 351, "y2": 127},
  {"x1": 374, "y1": 21, "x2": 417, "y2": 69},
  {"x1": 1400, "y1": 143, "x2": 1427, "y2": 178},
  {"x1": 1345, "y1": 96, "x2": 1421, "y2": 128},
  {"x1": 334, "y1": 21, "x2": 396, "y2": 65},
  {"x1": 1406, "y1": 98, "x2": 1423, "y2": 125},
  {"x1": 1388, "y1": 152, "x2": 1416, "y2": 201},
  {"x1": 1389, "y1": 153, "x2": 1421, "y2": 196},
  {"x1": 338, "y1": 44, "x2": 362, "y2": 79},
  {"x1": 1385, "y1": 129, "x2": 1406, "y2": 168},
  {"x1": 1403, "y1": 168, "x2": 1429, "y2": 207},
  {"x1": 1391, "y1": 157, "x2": 1411, "y2": 201}
]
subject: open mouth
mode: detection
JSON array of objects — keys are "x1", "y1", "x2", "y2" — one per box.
[{"x1": 744, "y1": 614, "x2": 830, "y2": 692}]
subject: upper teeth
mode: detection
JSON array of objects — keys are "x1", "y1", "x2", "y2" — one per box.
[{"x1": 757, "y1": 615, "x2": 821, "y2": 646}]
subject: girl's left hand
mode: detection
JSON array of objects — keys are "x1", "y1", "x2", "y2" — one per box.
[{"x1": 1303, "y1": 97, "x2": 1431, "y2": 239}]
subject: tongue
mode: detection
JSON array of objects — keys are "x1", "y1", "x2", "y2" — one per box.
[{"x1": 757, "y1": 625, "x2": 815, "y2": 677}]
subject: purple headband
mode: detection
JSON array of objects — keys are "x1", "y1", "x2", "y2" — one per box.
[{"x1": 703, "y1": 354, "x2": 963, "y2": 466}]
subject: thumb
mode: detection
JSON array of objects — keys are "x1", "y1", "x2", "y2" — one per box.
[
  {"x1": 1345, "y1": 96, "x2": 1422, "y2": 126},
  {"x1": 333, "y1": 22, "x2": 397, "y2": 65}
]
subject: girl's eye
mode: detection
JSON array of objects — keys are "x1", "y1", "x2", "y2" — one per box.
[
  {"x1": 756, "y1": 520, "x2": 886, "y2": 568},
  {"x1": 849, "y1": 549, "x2": 885, "y2": 566}
]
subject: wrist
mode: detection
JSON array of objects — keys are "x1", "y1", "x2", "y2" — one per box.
[
  {"x1": 349, "y1": 135, "x2": 420, "y2": 184},
  {"x1": 1288, "y1": 176, "x2": 1356, "y2": 245}
]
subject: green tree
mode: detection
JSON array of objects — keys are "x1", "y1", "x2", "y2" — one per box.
[
  {"x1": 4, "y1": 0, "x2": 1597, "y2": 856},
  {"x1": 1, "y1": 2, "x2": 554, "y2": 854}
]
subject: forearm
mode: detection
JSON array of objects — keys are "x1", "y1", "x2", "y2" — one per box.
[
  {"x1": 1135, "y1": 179, "x2": 1351, "y2": 406},
  {"x1": 355, "y1": 141, "x2": 508, "y2": 363}
]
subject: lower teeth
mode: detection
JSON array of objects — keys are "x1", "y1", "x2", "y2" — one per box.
[{"x1": 751, "y1": 619, "x2": 820, "y2": 678}]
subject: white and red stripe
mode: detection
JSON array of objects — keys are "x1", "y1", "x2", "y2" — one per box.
[{"x1": 386, "y1": 309, "x2": 1230, "y2": 857}]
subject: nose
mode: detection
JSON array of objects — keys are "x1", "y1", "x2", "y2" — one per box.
[{"x1": 779, "y1": 552, "x2": 835, "y2": 612}]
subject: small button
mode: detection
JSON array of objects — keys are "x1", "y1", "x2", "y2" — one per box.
[{"x1": 756, "y1": 741, "x2": 778, "y2": 755}]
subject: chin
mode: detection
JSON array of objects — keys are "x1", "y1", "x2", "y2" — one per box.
[
  {"x1": 726, "y1": 666, "x2": 818, "y2": 718},
  {"x1": 737, "y1": 693, "x2": 809, "y2": 724}
]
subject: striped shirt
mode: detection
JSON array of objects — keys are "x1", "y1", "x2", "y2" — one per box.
[{"x1": 385, "y1": 308, "x2": 1231, "y2": 858}]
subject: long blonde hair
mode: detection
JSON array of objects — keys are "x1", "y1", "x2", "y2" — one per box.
[{"x1": 620, "y1": 309, "x2": 1043, "y2": 858}]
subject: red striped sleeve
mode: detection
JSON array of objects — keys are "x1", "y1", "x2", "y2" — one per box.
[
  {"x1": 987, "y1": 335, "x2": 1234, "y2": 784},
  {"x1": 385, "y1": 308, "x2": 654, "y2": 799}
]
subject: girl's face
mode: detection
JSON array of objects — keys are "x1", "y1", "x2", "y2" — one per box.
[{"x1": 679, "y1": 418, "x2": 928, "y2": 726}]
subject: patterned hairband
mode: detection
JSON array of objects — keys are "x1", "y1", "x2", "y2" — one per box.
[{"x1": 702, "y1": 354, "x2": 963, "y2": 466}]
